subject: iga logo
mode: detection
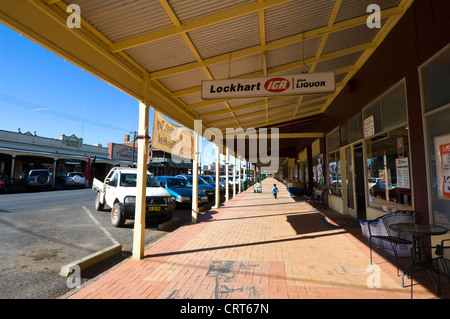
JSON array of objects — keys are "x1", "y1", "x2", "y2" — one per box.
[{"x1": 264, "y1": 78, "x2": 290, "y2": 93}]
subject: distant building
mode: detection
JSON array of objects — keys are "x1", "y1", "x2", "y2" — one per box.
[
  {"x1": 109, "y1": 134, "x2": 191, "y2": 176},
  {"x1": 0, "y1": 129, "x2": 129, "y2": 189}
]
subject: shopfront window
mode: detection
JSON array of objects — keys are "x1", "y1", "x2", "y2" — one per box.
[
  {"x1": 363, "y1": 79, "x2": 410, "y2": 212},
  {"x1": 311, "y1": 140, "x2": 324, "y2": 186},
  {"x1": 421, "y1": 44, "x2": 450, "y2": 229},
  {"x1": 328, "y1": 151, "x2": 341, "y2": 197},
  {"x1": 298, "y1": 150, "x2": 307, "y2": 184},
  {"x1": 366, "y1": 127, "x2": 412, "y2": 211},
  {"x1": 341, "y1": 113, "x2": 362, "y2": 146},
  {"x1": 421, "y1": 46, "x2": 450, "y2": 113},
  {"x1": 363, "y1": 81, "x2": 407, "y2": 137},
  {"x1": 326, "y1": 128, "x2": 341, "y2": 196}
]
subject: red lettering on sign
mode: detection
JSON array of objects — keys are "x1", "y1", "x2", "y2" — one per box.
[{"x1": 264, "y1": 78, "x2": 290, "y2": 93}]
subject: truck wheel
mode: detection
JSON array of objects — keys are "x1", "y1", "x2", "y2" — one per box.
[
  {"x1": 111, "y1": 203, "x2": 126, "y2": 227},
  {"x1": 95, "y1": 192, "x2": 105, "y2": 211}
]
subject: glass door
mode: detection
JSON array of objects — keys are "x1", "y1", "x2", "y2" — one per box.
[{"x1": 345, "y1": 146, "x2": 356, "y2": 218}]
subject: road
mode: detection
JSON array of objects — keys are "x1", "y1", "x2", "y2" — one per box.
[{"x1": 0, "y1": 188, "x2": 196, "y2": 299}]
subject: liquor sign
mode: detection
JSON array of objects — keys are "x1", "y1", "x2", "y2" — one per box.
[{"x1": 201, "y1": 72, "x2": 335, "y2": 99}]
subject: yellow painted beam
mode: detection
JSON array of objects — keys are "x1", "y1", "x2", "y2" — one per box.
[
  {"x1": 294, "y1": 0, "x2": 341, "y2": 118},
  {"x1": 223, "y1": 132, "x2": 324, "y2": 139},
  {"x1": 158, "y1": 0, "x2": 239, "y2": 126},
  {"x1": 150, "y1": 6, "x2": 400, "y2": 79},
  {"x1": 237, "y1": 108, "x2": 324, "y2": 131},
  {"x1": 110, "y1": 0, "x2": 294, "y2": 52},
  {"x1": 316, "y1": 0, "x2": 414, "y2": 115},
  {"x1": 216, "y1": 102, "x2": 324, "y2": 131}
]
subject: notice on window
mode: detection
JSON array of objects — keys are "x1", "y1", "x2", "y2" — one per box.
[
  {"x1": 395, "y1": 157, "x2": 410, "y2": 190},
  {"x1": 364, "y1": 115, "x2": 375, "y2": 138},
  {"x1": 435, "y1": 134, "x2": 450, "y2": 199}
]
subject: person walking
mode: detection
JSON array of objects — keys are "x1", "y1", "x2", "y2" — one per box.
[{"x1": 272, "y1": 184, "x2": 278, "y2": 199}]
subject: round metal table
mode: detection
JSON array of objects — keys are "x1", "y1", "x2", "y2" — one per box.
[
  {"x1": 389, "y1": 223, "x2": 448, "y2": 296},
  {"x1": 390, "y1": 223, "x2": 448, "y2": 237}
]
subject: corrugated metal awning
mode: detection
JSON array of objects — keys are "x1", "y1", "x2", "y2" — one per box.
[{"x1": 0, "y1": 0, "x2": 413, "y2": 139}]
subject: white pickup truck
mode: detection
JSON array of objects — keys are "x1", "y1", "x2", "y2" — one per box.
[{"x1": 92, "y1": 167, "x2": 176, "y2": 227}]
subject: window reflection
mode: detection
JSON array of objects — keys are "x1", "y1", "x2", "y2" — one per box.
[
  {"x1": 328, "y1": 151, "x2": 341, "y2": 197},
  {"x1": 366, "y1": 127, "x2": 412, "y2": 211}
]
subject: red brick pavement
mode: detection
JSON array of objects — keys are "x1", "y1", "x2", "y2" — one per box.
[{"x1": 67, "y1": 178, "x2": 449, "y2": 299}]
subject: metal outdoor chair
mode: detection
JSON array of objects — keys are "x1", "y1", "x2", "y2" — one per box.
[
  {"x1": 368, "y1": 214, "x2": 413, "y2": 276},
  {"x1": 435, "y1": 239, "x2": 450, "y2": 284}
]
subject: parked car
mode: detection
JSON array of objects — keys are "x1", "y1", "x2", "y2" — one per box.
[
  {"x1": 200, "y1": 175, "x2": 226, "y2": 196},
  {"x1": 220, "y1": 176, "x2": 235, "y2": 193},
  {"x1": 26, "y1": 169, "x2": 52, "y2": 191},
  {"x1": 176, "y1": 175, "x2": 215, "y2": 201},
  {"x1": 92, "y1": 167, "x2": 175, "y2": 227},
  {"x1": 156, "y1": 176, "x2": 208, "y2": 208},
  {"x1": 0, "y1": 171, "x2": 12, "y2": 193},
  {"x1": 65, "y1": 172, "x2": 87, "y2": 189}
]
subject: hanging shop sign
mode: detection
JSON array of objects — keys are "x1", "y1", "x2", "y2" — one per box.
[
  {"x1": 201, "y1": 72, "x2": 335, "y2": 99},
  {"x1": 152, "y1": 111, "x2": 194, "y2": 160}
]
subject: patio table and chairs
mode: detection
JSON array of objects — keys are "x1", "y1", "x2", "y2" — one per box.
[{"x1": 389, "y1": 222, "x2": 448, "y2": 298}]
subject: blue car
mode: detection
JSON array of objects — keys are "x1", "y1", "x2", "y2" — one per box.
[
  {"x1": 200, "y1": 175, "x2": 226, "y2": 197},
  {"x1": 176, "y1": 175, "x2": 215, "y2": 201},
  {"x1": 156, "y1": 176, "x2": 208, "y2": 208}
]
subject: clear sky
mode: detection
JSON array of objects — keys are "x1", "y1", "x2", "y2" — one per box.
[{"x1": 0, "y1": 23, "x2": 225, "y2": 165}]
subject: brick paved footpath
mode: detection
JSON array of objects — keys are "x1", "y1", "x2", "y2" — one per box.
[{"x1": 68, "y1": 178, "x2": 449, "y2": 299}]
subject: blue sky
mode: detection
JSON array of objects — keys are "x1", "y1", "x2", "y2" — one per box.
[
  {"x1": 0, "y1": 23, "x2": 223, "y2": 165},
  {"x1": 0, "y1": 23, "x2": 141, "y2": 146}
]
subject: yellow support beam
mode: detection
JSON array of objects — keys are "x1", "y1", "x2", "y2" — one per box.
[
  {"x1": 110, "y1": 0, "x2": 295, "y2": 52},
  {"x1": 293, "y1": 0, "x2": 342, "y2": 119},
  {"x1": 224, "y1": 132, "x2": 324, "y2": 139},
  {"x1": 316, "y1": 0, "x2": 414, "y2": 115},
  {"x1": 149, "y1": 6, "x2": 401, "y2": 80},
  {"x1": 157, "y1": 0, "x2": 240, "y2": 126}
]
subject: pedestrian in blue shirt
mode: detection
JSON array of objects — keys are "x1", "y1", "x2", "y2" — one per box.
[{"x1": 272, "y1": 184, "x2": 278, "y2": 199}]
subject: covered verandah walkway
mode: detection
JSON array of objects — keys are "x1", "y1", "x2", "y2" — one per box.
[{"x1": 66, "y1": 177, "x2": 450, "y2": 299}]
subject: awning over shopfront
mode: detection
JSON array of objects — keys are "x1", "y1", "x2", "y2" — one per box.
[
  {"x1": 0, "y1": 0, "x2": 414, "y2": 259},
  {"x1": 0, "y1": 0, "x2": 412, "y2": 147}
]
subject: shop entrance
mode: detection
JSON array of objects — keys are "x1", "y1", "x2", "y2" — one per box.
[
  {"x1": 343, "y1": 143, "x2": 366, "y2": 219},
  {"x1": 354, "y1": 143, "x2": 366, "y2": 219}
]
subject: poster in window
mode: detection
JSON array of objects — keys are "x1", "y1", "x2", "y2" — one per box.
[
  {"x1": 395, "y1": 157, "x2": 410, "y2": 189},
  {"x1": 378, "y1": 169, "x2": 391, "y2": 189},
  {"x1": 435, "y1": 134, "x2": 450, "y2": 199}
]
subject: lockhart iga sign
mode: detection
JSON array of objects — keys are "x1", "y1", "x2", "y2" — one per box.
[{"x1": 201, "y1": 72, "x2": 335, "y2": 99}]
